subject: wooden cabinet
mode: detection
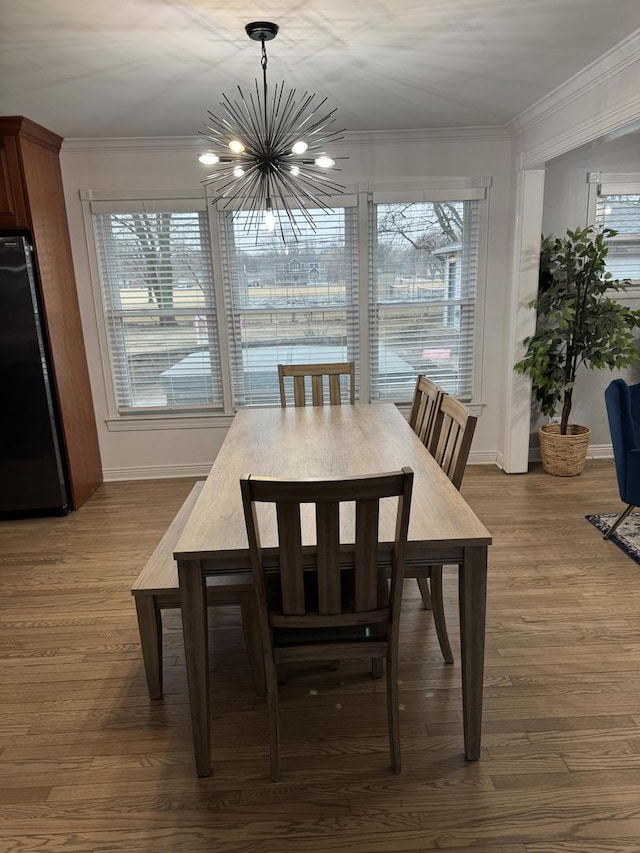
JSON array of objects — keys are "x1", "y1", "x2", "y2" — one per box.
[
  {"x1": 0, "y1": 133, "x2": 28, "y2": 227},
  {"x1": 0, "y1": 116, "x2": 102, "y2": 508}
]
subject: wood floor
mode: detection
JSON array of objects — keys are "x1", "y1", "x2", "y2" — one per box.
[{"x1": 2, "y1": 460, "x2": 640, "y2": 852}]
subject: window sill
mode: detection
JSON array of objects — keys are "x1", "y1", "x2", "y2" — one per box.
[
  {"x1": 105, "y1": 413, "x2": 235, "y2": 432},
  {"x1": 105, "y1": 400, "x2": 485, "y2": 432}
]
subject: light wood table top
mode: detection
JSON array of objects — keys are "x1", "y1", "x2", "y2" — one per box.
[{"x1": 175, "y1": 403, "x2": 491, "y2": 565}]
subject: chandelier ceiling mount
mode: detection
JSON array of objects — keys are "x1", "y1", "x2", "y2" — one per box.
[{"x1": 245, "y1": 21, "x2": 279, "y2": 42}]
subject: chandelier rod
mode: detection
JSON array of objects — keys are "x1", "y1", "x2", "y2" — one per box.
[
  {"x1": 259, "y1": 35, "x2": 272, "y2": 209},
  {"x1": 260, "y1": 37, "x2": 269, "y2": 140}
]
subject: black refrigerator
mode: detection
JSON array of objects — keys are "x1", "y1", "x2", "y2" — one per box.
[{"x1": 0, "y1": 233, "x2": 71, "y2": 515}]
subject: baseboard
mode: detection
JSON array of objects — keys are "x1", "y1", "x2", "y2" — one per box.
[
  {"x1": 585, "y1": 443, "x2": 615, "y2": 460},
  {"x1": 103, "y1": 464, "x2": 212, "y2": 482},
  {"x1": 468, "y1": 451, "x2": 500, "y2": 465}
]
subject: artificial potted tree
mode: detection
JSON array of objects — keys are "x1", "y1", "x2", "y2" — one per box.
[{"x1": 514, "y1": 225, "x2": 640, "y2": 476}]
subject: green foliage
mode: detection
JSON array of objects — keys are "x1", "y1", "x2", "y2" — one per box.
[{"x1": 514, "y1": 226, "x2": 640, "y2": 434}]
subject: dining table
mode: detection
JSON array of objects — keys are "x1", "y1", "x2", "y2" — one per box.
[{"x1": 174, "y1": 402, "x2": 492, "y2": 777}]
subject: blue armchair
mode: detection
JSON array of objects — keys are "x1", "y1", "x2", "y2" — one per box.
[{"x1": 604, "y1": 378, "x2": 640, "y2": 539}]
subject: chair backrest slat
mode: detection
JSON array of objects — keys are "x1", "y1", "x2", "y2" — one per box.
[
  {"x1": 316, "y1": 501, "x2": 341, "y2": 614},
  {"x1": 293, "y1": 375, "x2": 306, "y2": 407},
  {"x1": 328, "y1": 373, "x2": 341, "y2": 405},
  {"x1": 409, "y1": 375, "x2": 443, "y2": 450},
  {"x1": 355, "y1": 498, "x2": 380, "y2": 611},
  {"x1": 278, "y1": 362, "x2": 355, "y2": 407},
  {"x1": 275, "y1": 502, "x2": 305, "y2": 615},
  {"x1": 430, "y1": 395, "x2": 477, "y2": 491},
  {"x1": 311, "y1": 374, "x2": 324, "y2": 406}
]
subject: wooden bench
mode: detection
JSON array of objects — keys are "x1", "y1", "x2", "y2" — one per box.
[{"x1": 131, "y1": 482, "x2": 265, "y2": 699}]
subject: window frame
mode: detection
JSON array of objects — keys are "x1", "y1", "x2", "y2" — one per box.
[
  {"x1": 82, "y1": 188, "x2": 230, "y2": 428},
  {"x1": 83, "y1": 179, "x2": 489, "y2": 428},
  {"x1": 214, "y1": 194, "x2": 360, "y2": 409},
  {"x1": 587, "y1": 172, "x2": 640, "y2": 289},
  {"x1": 366, "y1": 181, "x2": 489, "y2": 407}
]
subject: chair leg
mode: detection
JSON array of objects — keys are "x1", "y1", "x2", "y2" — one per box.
[
  {"x1": 416, "y1": 576, "x2": 432, "y2": 610},
  {"x1": 386, "y1": 653, "x2": 401, "y2": 774},
  {"x1": 604, "y1": 504, "x2": 635, "y2": 540},
  {"x1": 239, "y1": 591, "x2": 266, "y2": 697},
  {"x1": 134, "y1": 596, "x2": 163, "y2": 700},
  {"x1": 430, "y1": 567, "x2": 454, "y2": 665},
  {"x1": 265, "y1": 655, "x2": 281, "y2": 782}
]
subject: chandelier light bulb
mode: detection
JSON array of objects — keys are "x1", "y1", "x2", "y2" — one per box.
[
  {"x1": 229, "y1": 139, "x2": 245, "y2": 153},
  {"x1": 291, "y1": 140, "x2": 308, "y2": 154},
  {"x1": 198, "y1": 150, "x2": 219, "y2": 165},
  {"x1": 315, "y1": 154, "x2": 335, "y2": 168},
  {"x1": 263, "y1": 208, "x2": 275, "y2": 232},
  {"x1": 233, "y1": 165, "x2": 245, "y2": 177},
  {"x1": 290, "y1": 165, "x2": 300, "y2": 176}
]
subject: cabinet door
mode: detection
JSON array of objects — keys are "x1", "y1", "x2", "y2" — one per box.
[{"x1": 0, "y1": 136, "x2": 29, "y2": 227}]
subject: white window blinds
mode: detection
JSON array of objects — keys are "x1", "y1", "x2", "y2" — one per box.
[
  {"x1": 93, "y1": 209, "x2": 223, "y2": 413},
  {"x1": 596, "y1": 192, "x2": 640, "y2": 285},
  {"x1": 370, "y1": 198, "x2": 481, "y2": 401},
  {"x1": 218, "y1": 205, "x2": 359, "y2": 406}
]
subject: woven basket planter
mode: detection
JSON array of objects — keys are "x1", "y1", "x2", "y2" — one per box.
[{"x1": 539, "y1": 423, "x2": 591, "y2": 477}]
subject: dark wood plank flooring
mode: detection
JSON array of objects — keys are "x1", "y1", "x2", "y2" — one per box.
[{"x1": 1, "y1": 461, "x2": 640, "y2": 852}]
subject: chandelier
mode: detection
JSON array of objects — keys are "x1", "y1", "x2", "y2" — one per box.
[{"x1": 198, "y1": 21, "x2": 346, "y2": 241}]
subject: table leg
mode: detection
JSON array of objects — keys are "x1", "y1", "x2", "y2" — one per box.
[
  {"x1": 178, "y1": 558, "x2": 211, "y2": 777},
  {"x1": 458, "y1": 545, "x2": 487, "y2": 761}
]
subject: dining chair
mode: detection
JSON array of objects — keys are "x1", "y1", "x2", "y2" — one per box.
[
  {"x1": 411, "y1": 394, "x2": 478, "y2": 664},
  {"x1": 240, "y1": 467, "x2": 414, "y2": 780},
  {"x1": 408, "y1": 374, "x2": 444, "y2": 450},
  {"x1": 604, "y1": 378, "x2": 640, "y2": 540},
  {"x1": 429, "y1": 394, "x2": 478, "y2": 490},
  {"x1": 406, "y1": 374, "x2": 443, "y2": 613},
  {"x1": 278, "y1": 361, "x2": 355, "y2": 407}
]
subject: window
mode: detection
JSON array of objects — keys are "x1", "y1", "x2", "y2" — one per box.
[
  {"x1": 87, "y1": 183, "x2": 486, "y2": 419},
  {"x1": 218, "y1": 203, "x2": 359, "y2": 407},
  {"x1": 92, "y1": 203, "x2": 223, "y2": 414},
  {"x1": 595, "y1": 188, "x2": 640, "y2": 285},
  {"x1": 370, "y1": 194, "x2": 482, "y2": 401}
]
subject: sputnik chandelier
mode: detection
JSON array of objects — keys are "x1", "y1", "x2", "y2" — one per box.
[{"x1": 198, "y1": 21, "x2": 346, "y2": 241}]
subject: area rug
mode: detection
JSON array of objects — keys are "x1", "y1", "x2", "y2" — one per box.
[{"x1": 586, "y1": 512, "x2": 640, "y2": 567}]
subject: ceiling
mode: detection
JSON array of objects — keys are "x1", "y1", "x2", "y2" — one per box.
[{"x1": 1, "y1": 0, "x2": 639, "y2": 139}]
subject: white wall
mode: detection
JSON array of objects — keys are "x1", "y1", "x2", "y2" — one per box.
[{"x1": 60, "y1": 131, "x2": 513, "y2": 479}]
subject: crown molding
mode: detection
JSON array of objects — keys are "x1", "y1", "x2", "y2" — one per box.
[
  {"x1": 340, "y1": 126, "x2": 510, "y2": 145},
  {"x1": 61, "y1": 124, "x2": 511, "y2": 154},
  {"x1": 517, "y1": 97, "x2": 640, "y2": 170},
  {"x1": 61, "y1": 136, "x2": 204, "y2": 153},
  {"x1": 511, "y1": 29, "x2": 640, "y2": 139}
]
